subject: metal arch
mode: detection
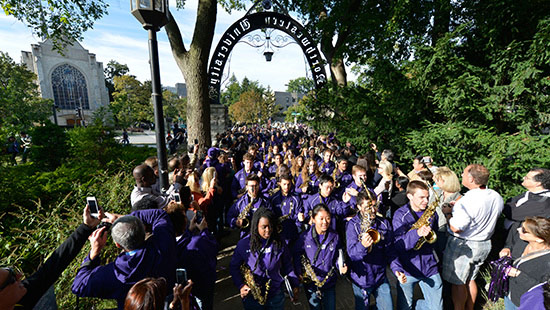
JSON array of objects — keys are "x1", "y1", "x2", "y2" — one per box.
[{"x1": 208, "y1": 11, "x2": 328, "y2": 103}]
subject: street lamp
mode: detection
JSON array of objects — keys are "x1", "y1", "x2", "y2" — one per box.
[{"x1": 131, "y1": 0, "x2": 170, "y2": 191}]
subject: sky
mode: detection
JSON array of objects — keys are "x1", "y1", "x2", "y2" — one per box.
[{"x1": 0, "y1": 0, "x2": 350, "y2": 92}]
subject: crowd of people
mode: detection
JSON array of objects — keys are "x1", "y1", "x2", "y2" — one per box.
[{"x1": 1, "y1": 124, "x2": 550, "y2": 310}]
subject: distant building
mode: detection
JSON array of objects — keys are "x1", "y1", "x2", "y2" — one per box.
[
  {"x1": 21, "y1": 40, "x2": 109, "y2": 127},
  {"x1": 273, "y1": 91, "x2": 304, "y2": 121},
  {"x1": 175, "y1": 83, "x2": 187, "y2": 98}
]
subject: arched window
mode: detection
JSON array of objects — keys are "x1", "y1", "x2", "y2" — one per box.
[{"x1": 51, "y1": 64, "x2": 90, "y2": 110}]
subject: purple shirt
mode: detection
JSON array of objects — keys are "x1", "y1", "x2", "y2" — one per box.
[
  {"x1": 71, "y1": 209, "x2": 176, "y2": 309},
  {"x1": 519, "y1": 283, "x2": 545, "y2": 310},
  {"x1": 293, "y1": 228, "x2": 342, "y2": 289},
  {"x1": 230, "y1": 236, "x2": 298, "y2": 299},
  {"x1": 319, "y1": 161, "x2": 335, "y2": 175},
  {"x1": 391, "y1": 204, "x2": 439, "y2": 278},
  {"x1": 227, "y1": 194, "x2": 271, "y2": 237},
  {"x1": 270, "y1": 191, "x2": 302, "y2": 244},
  {"x1": 231, "y1": 168, "x2": 260, "y2": 198},
  {"x1": 346, "y1": 214, "x2": 396, "y2": 289},
  {"x1": 302, "y1": 193, "x2": 350, "y2": 230},
  {"x1": 176, "y1": 229, "x2": 218, "y2": 300}
]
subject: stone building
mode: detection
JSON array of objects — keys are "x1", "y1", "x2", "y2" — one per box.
[{"x1": 21, "y1": 40, "x2": 109, "y2": 127}]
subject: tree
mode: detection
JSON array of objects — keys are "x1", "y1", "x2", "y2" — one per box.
[
  {"x1": 220, "y1": 75, "x2": 267, "y2": 106},
  {"x1": 163, "y1": 90, "x2": 187, "y2": 123},
  {"x1": 228, "y1": 89, "x2": 279, "y2": 124},
  {"x1": 104, "y1": 60, "x2": 130, "y2": 101},
  {"x1": 165, "y1": 0, "x2": 247, "y2": 148},
  {"x1": 0, "y1": 0, "x2": 108, "y2": 51},
  {"x1": 286, "y1": 77, "x2": 315, "y2": 94},
  {"x1": 109, "y1": 75, "x2": 152, "y2": 129},
  {"x1": 0, "y1": 52, "x2": 52, "y2": 133}
]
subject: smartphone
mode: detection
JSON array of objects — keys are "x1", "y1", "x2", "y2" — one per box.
[
  {"x1": 195, "y1": 210, "x2": 203, "y2": 223},
  {"x1": 176, "y1": 268, "x2": 187, "y2": 285},
  {"x1": 174, "y1": 194, "x2": 181, "y2": 203},
  {"x1": 194, "y1": 139, "x2": 199, "y2": 145},
  {"x1": 86, "y1": 196, "x2": 99, "y2": 219}
]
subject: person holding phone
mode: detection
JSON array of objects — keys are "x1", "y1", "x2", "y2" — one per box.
[
  {"x1": 293, "y1": 204, "x2": 347, "y2": 310},
  {"x1": 165, "y1": 202, "x2": 218, "y2": 310},
  {"x1": 229, "y1": 207, "x2": 299, "y2": 309},
  {"x1": 72, "y1": 208, "x2": 177, "y2": 309},
  {"x1": 0, "y1": 205, "x2": 103, "y2": 310}
]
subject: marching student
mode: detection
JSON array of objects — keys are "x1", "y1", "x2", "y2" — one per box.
[
  {"x1": 270, "y1": 173, "x2": 302, "y2": 246},
  {"x1": 346, "y1": 190, "x2": 395, "y2": 310},
  {"x1": 229, "y1": 207, "x2": 299, "y2": 309},
  {"x1": 392, "y1": 180, "x2": 443, "y2": 310},
  {"x1": 293, "y1": 204, "x2": 347, "y2": 310},
  {"x1": 228, "y1": 174, "x2": 271, "y2": 237}
]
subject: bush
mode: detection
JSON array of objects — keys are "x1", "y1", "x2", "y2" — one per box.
[{"x1": 29, "y1": 121, "x2": 68, "y2": 170}]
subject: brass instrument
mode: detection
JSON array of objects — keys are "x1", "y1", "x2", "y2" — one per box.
[
  {"x1": 332, "y1": 168, "x2": 340, "y2": 189},
  {"x1": 268, "y1": 186, "x2": 280, "y2": 197},
  {"x1": 301, "y1": 255, "x2": 334, "y2": 295},
  {"x1": 237, "y1": 196, "x2": 255, "y2": 229},
  {"x1": 279, "y1": 201, "x2": 293, "y2": 222},
  {"x1": 240, "y1": 263, "x2": 271, "y2": 305},
  {"x1": 358, "y1": 187, "x2": 382, "y2": 251},
  {"x1": 409, "y1": 184, "x2": 439, "y2": 250}
]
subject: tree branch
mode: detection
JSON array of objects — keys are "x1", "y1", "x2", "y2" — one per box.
[{"x1": 165, "y1": 11, "x2": 188, "y2": 60}]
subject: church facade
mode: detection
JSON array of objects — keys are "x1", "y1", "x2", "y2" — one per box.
[{"x1": 21, "y1": 40, "x2": 109, "y2": 126}]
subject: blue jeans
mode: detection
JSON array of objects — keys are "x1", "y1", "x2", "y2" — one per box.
[
  {"x1": 243, "y1": 289, "x2": 285, "y2": 310},
  {"x1": 305, "y1": 286, "x2": 336, "y2": 310},
  {"x1": 397, "y1": 273, "x2": 443, "y2": 310},
  {"x1": 504, "y1": 296, "x2": 518, "y2": 310},
  {"x1": 352, "y1": 281, "x2": 393, "y2": 310}
]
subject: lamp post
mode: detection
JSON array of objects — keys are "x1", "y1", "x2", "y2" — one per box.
[{"x1": 131, "y1": 0, "x2": 170, "y2": 191}]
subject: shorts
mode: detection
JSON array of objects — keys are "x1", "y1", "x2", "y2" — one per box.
[{"x1": 442, "y1": 235, "x2": 491, "y2": 285}]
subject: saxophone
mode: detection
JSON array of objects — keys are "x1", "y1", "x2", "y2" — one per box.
[
  {"x1": 279, "y1": 200, "x2": 293, "y2": 222},
  {"x1": 240, "y1": 263, "x2": 271, "y2": 305},
  {"x1": 409, "y1": 185, "x2": 439, "y2": 250},
  {"x1": 358, "y1": 212, "x2": 381, "y2": 251},
  {"x1": 237, "y1": 196, "x2": 256, "y2": 229},
  {"x1": 357, "y1": 186, "x2": 381, "y2": 250},
  {"x1": 301, "y1": 255, "x2": 334, "y2": 289}
]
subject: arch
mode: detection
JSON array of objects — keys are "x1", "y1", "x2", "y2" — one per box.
[
  {"x1": 51, "y1": 63, "x2": 90, "y2": 110},
  {"x1": 208, "y1": 11, "x2": 327, "y2": 102}
]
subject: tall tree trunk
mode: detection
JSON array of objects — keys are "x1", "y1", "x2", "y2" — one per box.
[
  {"x1": 432, "y1": 0, "x2": 451, "y2": 46},
  {"x1": 165, "y1": 0, "x2": 217, "y2": 148}
]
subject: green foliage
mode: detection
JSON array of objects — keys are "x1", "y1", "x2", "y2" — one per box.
[
  {"x1": 66, "y1": 125, "x2": 119, "y2": 167},
  {"x1": 0, "y1": 0, "x2": 108, "y2": 51},
  {"x1": 286, "y1": 77, "x2": 315, "y2": 94},
  {"x1": 104, "y1": 60, "x2": 130, "y2": 101},
  {"x1": 29, "y1": 122, "x2": 68, "y2": 170},
  {"x1": 109, "y1": 75, "x2": 153, "y2": 129},
  {"x1": 220, "y1": 75, "x2": 267, "y2": 106},
  {"x1": 0, "y1": 52, "x2": 52, "y2": 133},
  {"x1": 228, "y1": 89, "x2": 279, "y2": 124},
  {"x1": 0, "y1": 124, "x2": 155, "y2": 308},
  {"x1": 163, "y1": 89, "x2": 187, "y2": 122}
]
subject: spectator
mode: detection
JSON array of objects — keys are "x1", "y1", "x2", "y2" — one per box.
[
  {"x1": 0, "y1": 205, "x2": 102, "y2": 310},
  {"x1": 442, "y1": 164, "x2": 504, "y2": 310},
  {"x1": 130, "y1": 164, "x2": 185, "y2": 208},
  {"x1": 72, "y1": 208, "x2": 177, "y2": 309},
  {"x1": 505, "y1": 217, "x2": 550, "y2": 309},
  {"x1": 500, "y1": 168, "x2": 550, "y2": 258}
]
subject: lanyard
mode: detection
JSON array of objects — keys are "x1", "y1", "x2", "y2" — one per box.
[{"x1": 311, "y1": 228, "x2": 329, "y2": 264}]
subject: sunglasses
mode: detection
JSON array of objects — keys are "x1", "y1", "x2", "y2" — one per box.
[
  {"x1": 518, "y1": 226, "x2": 531, "y2": 235},
  {"x1": 0, "y1": 267, "x2": 17, "y2": 290}
]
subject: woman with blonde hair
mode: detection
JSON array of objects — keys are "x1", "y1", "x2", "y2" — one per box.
[
  {"x1": 374, "y1": 160, "x2": 394, "y2": 196},
  {"x1": 296, "y1": 158, "x2": 321, "y2": 197},
  {"x1": 433, "y1": 166, "x2": 462, "y2": 254},
  {"x1": 291, "y1": 155, "x2": 305, "y2": 182}
]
